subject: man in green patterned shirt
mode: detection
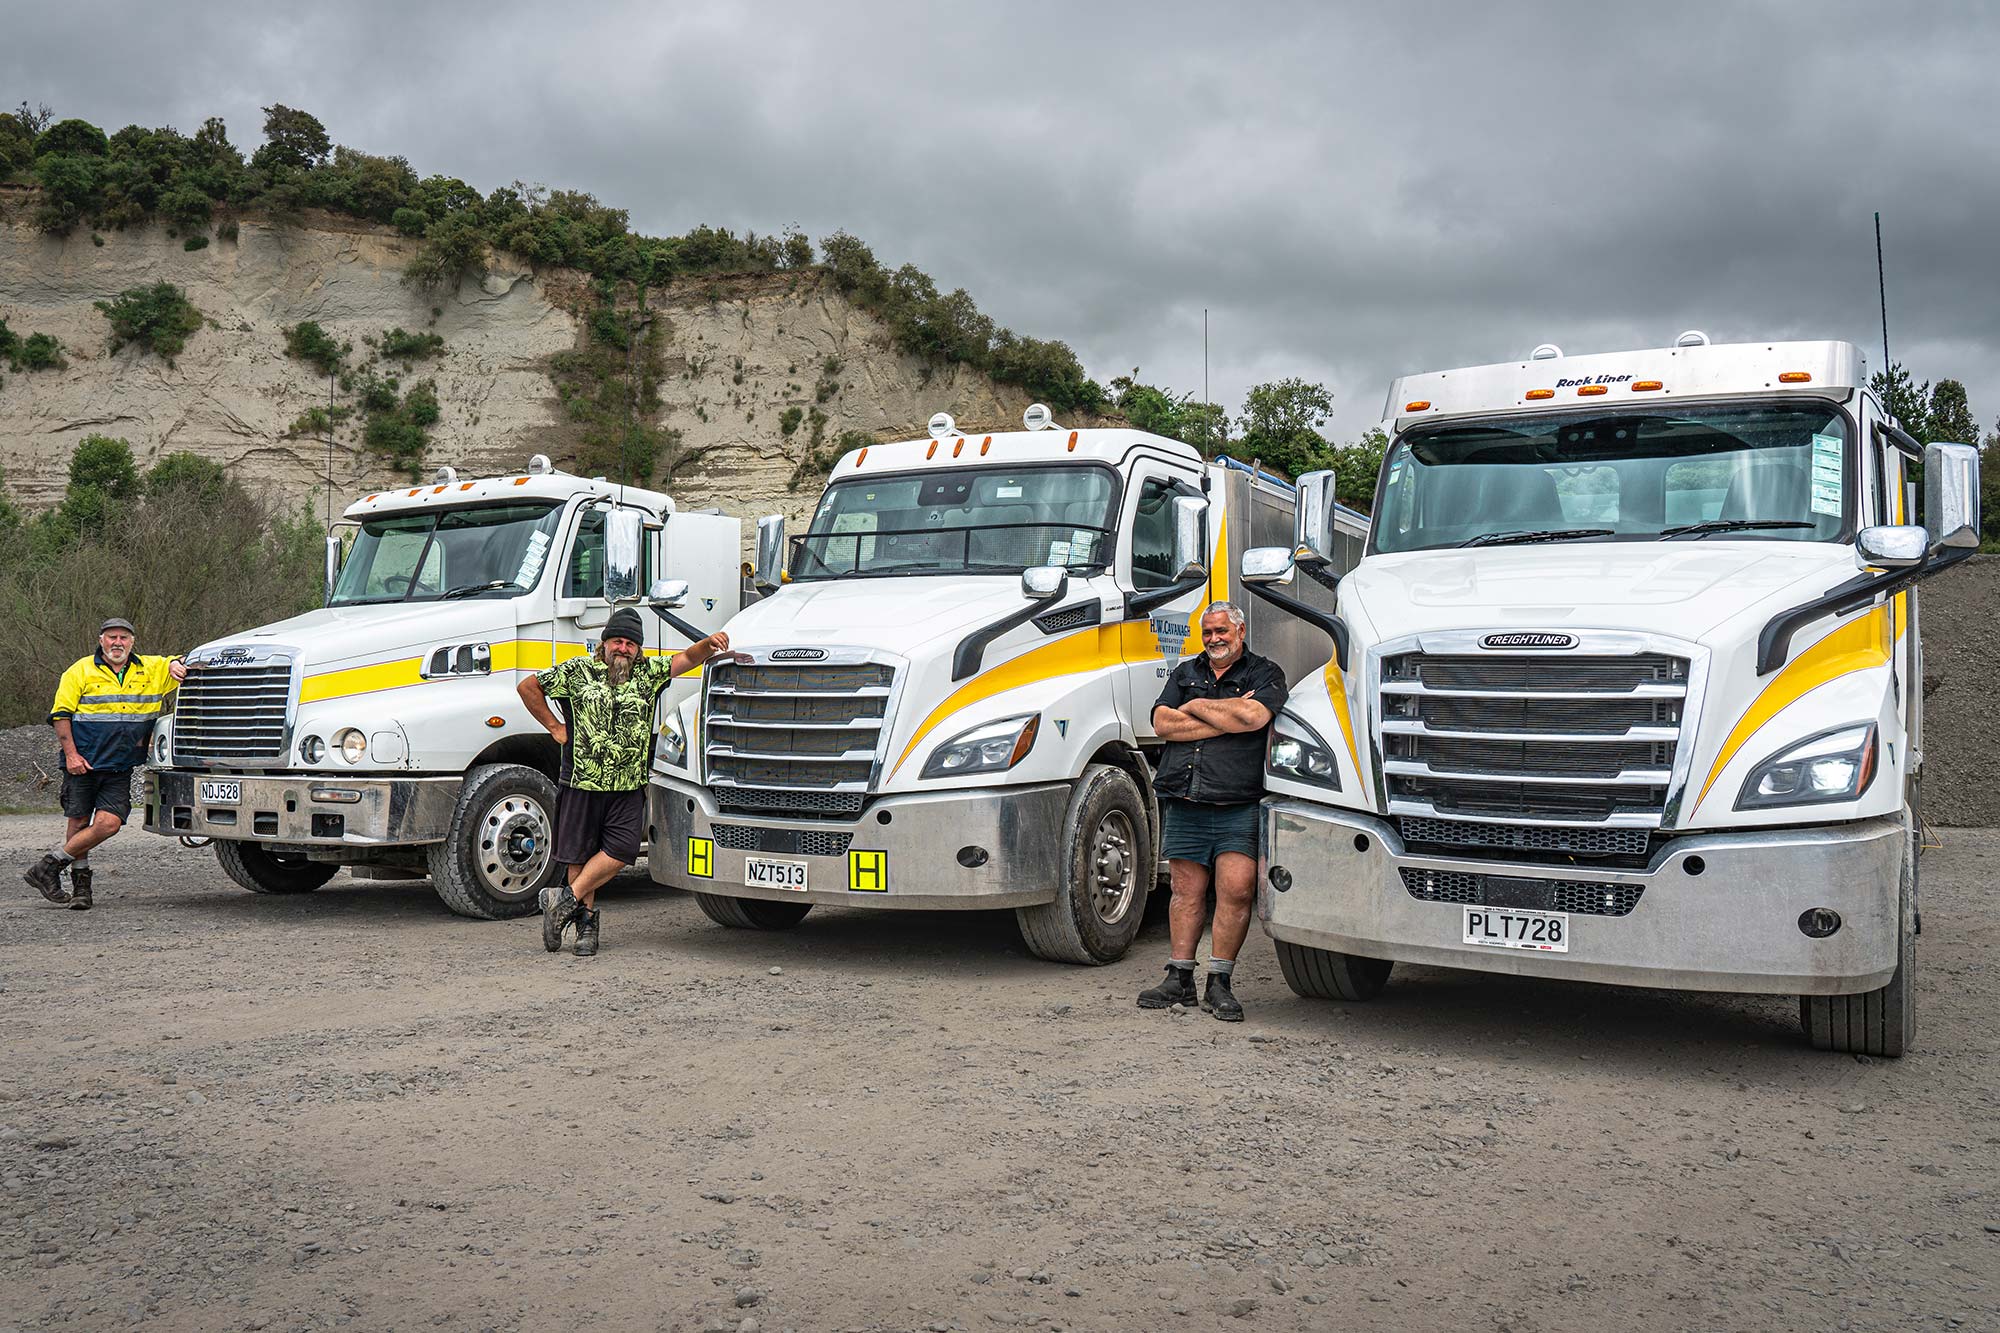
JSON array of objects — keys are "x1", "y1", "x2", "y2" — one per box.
[{"x1": 519, "y1": 607, "x2": 730, "y2": 956}]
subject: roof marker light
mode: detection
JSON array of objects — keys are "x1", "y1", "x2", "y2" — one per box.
[
  {"x1": 459, "y1": 481, "x2": 475, "y2": 490},
  {"x1": 432, "y1": 485, "x2": 448, "y2": 494},
  {"x1": 928, "y1": 411, "x2": 957, "y2": 440},
  {"x1": 952, "y1": 438, "x2": 964, "y2": 457},
  {"x1": 1632, "y1": 380, "x2": 1664, "y2": 392},
  {"x1": 926, "y1": 440, "x2": 937, "y2": 459},
  {"x1": 980, "y1": 435, "x2": 992, "y2": 456},
  {"x1": 1404, "y1": 400, "x2": 1431, "y2": 412},
  {"x1": 1066, "y1": 431, "x2": 1079, "y2": 452},
  {"x1": 1525, "y1": 389, "x2": 1556, "y2": 401},
  {"x1": 363, "y1": 494, "x2": 377, "y2": 502},
  {"x1": 407, "y1": 488, "x2": 422, "y2": 497},
  {"x1": 856, "y1": 447, "x2": 869, "y2": 466},
  {"x1": 1778, "y1": 371, "x2": 1812, "y2": 383},
  {"x1": 1530, "y1": 344, "x2": 1563, "y2": 360},
  {"x1": 1577, "y1": 385, "x2": 1608, "y2": 396},
  {"x1": 513, "y1": 477, "x2": 529, "y2": 486}
]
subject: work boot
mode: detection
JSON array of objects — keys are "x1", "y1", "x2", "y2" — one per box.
[
  {"x1": 1136, "y1": 964, "x2": 1197, "y2": 1010},
  {"x1": 573, "y1": 907, "x2": 599, "y2": 958},
  {"x1": 542, "y1": 883, "x2": 579, "y2": 953},
  {"x1": 24, "y1": 854, "x2": 70, "y2": 904},
  {"x1": 1203, "y1": 972, "x2": 1244, "y2": 1022},
  {"x1": 67, "y1": 866, "x2": 93, "y2": 912}
]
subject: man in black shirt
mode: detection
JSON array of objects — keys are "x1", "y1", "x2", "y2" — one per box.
[{"x1": 1139, "y1": 601, "x2": 1288, "y2": 1021}]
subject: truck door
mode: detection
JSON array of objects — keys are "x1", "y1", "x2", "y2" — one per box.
[
  {"x1": 1119, "y1": 465, "x2": 1213, "y2": 739},
  {"x1": 552, "y1": 505, "x2": 659, "y2": 663}
]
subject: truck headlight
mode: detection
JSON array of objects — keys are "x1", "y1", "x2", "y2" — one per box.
[
  {"x1": 921, "y1": 714, "x2": 1040, "y2": 779},
  {"x1": 334, "y1": 727, "x2": 368, "y2": 764},
  {"x1": 299, "y1": 734, "x2": 325, "y2": 764},
  {"x1": 656, "y1": 714, "x2": 688, "y2": 768},
  {"x1": 1736, "y1": 723, "x2": 1878, "y2": 809},
  {"x1": 1267, "y1": 712, "x2": 1341, "y2": 790},
  {"x1": 153, "y1": 730, "x2": 170, "y2": 764}
]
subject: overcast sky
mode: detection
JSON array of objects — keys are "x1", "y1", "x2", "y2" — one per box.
[{"x1": 9, "y1": 1, "x2": 1998, "y2": 440}]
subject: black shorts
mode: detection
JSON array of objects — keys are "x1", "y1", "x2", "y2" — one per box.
[
  {"x1": 61, "y1": 768, "x2": 133, "y2": 822},
  {"x1": 553, "y1": 786, "x2": 644, "y2": 866},
  {"x1": 1159, "y1": 798, "x2": 1260, "y2": 867}
]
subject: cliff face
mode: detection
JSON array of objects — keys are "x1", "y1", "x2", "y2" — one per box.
[{"x1": 0, "y1": 207, "x2": 1085, "y2": 539}]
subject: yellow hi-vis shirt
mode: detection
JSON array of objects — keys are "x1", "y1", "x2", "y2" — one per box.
[{"x1": 49, "y1": 652, "x2": 182, "y2": 770}]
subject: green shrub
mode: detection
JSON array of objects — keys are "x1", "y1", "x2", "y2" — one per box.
[
  {"x1": 391, "y1": 206, "x2": 428, "y2": 236},
  {"x1": 95, "y1": 282, "x2": 204, "y2": 361},
  {"x1": 216, "y1": 220, "x2": 239, "y2": 242},
  {"x1": 183, "y1": 234, "x2": 208, "y2": 251},
  {"x1": 283, "y1": 320, "x2": 348, "y2": 377},
  {"x1": 404, "y1": 215, "x2": 487, "y2": 289},
  {"x1": 17, "y1": 333, "x2": 63, "y2": 371},
  {"x1": 143, "y1": 452, "x2": 230, "y2": 505},
  {"x1": 778, "y1": 406, "x2": 804, "y2": 437},
  {"x1": 35, "y1": 118, "x2": 108, "y2": 159},
  {"x1": 378, "y1": 327, "x2": 444, "y2": 362}
]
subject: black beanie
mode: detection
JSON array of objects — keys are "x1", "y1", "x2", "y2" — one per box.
[{"x1": 602, "y1": 607, "x2": 646, "y2": 646}]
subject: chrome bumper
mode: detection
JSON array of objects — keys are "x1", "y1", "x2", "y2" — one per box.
[
  {"x1": 647, "y1": 777, "x2": 1070, "y2": 909},
  {"x1": 144, "y1": 769, "x2": 460, "y2": 847},
  {"x1": 1259, "y1": 801, "x2": 1905, "y2": 996}
]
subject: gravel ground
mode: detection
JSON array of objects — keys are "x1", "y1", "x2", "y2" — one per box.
[
  {"x1": 0, "y1": 725, "x2": 63, "y2": 814},
  {"x1": 0, "y1": 817, "x2": 1994, "y2": 1333}
]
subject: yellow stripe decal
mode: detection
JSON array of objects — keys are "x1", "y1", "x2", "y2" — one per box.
[
  {"x1": 1694, "y1": 605, "x2": 1892, "y2": 809},
  {"x1": 1321, "y1": 657, "x2": 1362, "y2": 777},
  {"x1": 300, "y1": 638, "x2": 696, "y2": 705},
  {"x1": 892, "y1": 621, "x2": 1155, "y2": 776}
]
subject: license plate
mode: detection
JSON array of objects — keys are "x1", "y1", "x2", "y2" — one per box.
[
  {"x1": 198, "y1": 780, "x2": 241, "y2": 805},
  {"x1": 744, "y1": 857, "x2": 808, "y2": 891},
  {"x1": 1463, "y1": 906, "x2": 1569, "y2": 952}
]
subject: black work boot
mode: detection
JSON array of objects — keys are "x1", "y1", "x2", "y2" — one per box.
[
  {"x1": 573, "y1": 907, "x2": 599, "y2": 958},
  {"x1": 67, "y1": 866, "x2": 93, "y2": 911},
  {"x1": 1137, "y1": 965, "x2": 1197, "y2": 1009},
  {"x1": 24, "y1": 854, "x2": 70, "y2": 904},
  {"x1": 1203, "y1": 972, "x2": 1244, "y2": 1022},
  {"x1": 542, "y1": 883, "x2": 579, "y2": 953}
]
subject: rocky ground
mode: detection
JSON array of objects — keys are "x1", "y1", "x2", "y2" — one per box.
[
  {"x1": 0, "y1": 726, "x2": 62, "y2": 815},
  {"x1": 0, "y1": 817, "x2": 1994, "y2": 1333}
]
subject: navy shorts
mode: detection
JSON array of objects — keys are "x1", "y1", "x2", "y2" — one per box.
[
  {"x1": 554, "y1": 787, "x2": 644, "y2": 866},
  {"x1": 1159, "y1": 798, "x2": 1260, "y2": 867},
  {"x1": 61, "y1": 767, "x2": 133, "y2": 822}
]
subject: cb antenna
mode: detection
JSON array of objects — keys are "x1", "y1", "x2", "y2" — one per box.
[
  {"x1": 1874, "y1": 211, "x2": 1891, "y2": 406},
  {"x1": 324, "y1": 368, "x2": 335, "y2": 531}
]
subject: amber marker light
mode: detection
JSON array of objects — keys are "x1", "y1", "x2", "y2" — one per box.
[
  {"x1": 1778, "y1": 371, "x2": 1812, "y2": 383},
  {"x1": 459, "y1": 482, "x2": 475, "y2": 490},
  {"x1": 1404, "y1": 400, "x2": 1431, "y2": 412},
  {"x1": 926, "y1": 441, "x2": 937, "y2": 459},
  {"x1": 1632, "y1": 380, "x2": 1664, "y2": 392},
  {"x1": 1067, "y1": 431, "x2": 1079, "y2": 452},
  {"x1": 485, "y1": 716, "x2": 505, "y2": 728},
  {"x1": 1525, "y1": 389, "x2": 1555, "y2": 401},
  {"x1": 980, "y1": 436, "x2": 992, "y2": 455},
  {"x1": 1577, "y1": 385, "x2": 1609, "y2": 396},
  {"x1": 856, "y1": 447, "x2": 869, "y2": 465},
  {"x1": 952, "y1": 438, "x2": 964, "y2": 457},
  {"x1": 513, "y1": 477, "x2": 529, "y2": 485}
]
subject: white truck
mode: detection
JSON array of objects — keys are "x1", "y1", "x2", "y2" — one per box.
[
  {"x1": 1245, "y1": 334, "x2": 1981, "y2": 1056},
  {"x1": 646, "y1": 407, "x2": 1369, "y2": 962},
  {"x1": 142, "y1": 456, "x2": 740, "y2": 918}
]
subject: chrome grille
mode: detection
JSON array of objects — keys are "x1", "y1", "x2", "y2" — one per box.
[
  {"x1": 1397, "y1": 816, "x2": 1652, "y2": 859},
  {"x1": 704, "y1": 657, "x2": 894, "y2": 818},
  {"x1": 1398, "y1": 867, "x2": 1645, "y2": 918},
  {"x1": 1381, "y1": 650, "x2": 1689, "y2": 826},
  {"x1": 171, "y1": 661, "x2": 292, "y2": 762}
]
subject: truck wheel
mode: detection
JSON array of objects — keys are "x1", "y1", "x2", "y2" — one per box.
[
  {"x1": 426, "y1": 763, "x2": 559, "y2": 921},
  {"x1": 694, "y1": 893, "x2": 813, "y2": 930},
  {"x1": 1275, "y1": 938, "x2": 1394, "y2": 1001},
  {"x1": 1016, "y1": 764, "x2": 1149, "y2": 964},
  {"x1": 214, "y1": 841, "x2": 338, "y2": 895},
  {"x1": 1801, "y1": 813, "x2": 1916, "y2": 1058}
]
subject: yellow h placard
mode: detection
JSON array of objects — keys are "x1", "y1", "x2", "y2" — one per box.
[
  {"x1": 847, "y1": 849, "x2": 888, "y2": 892},
  {"x1": 686, "y1": 836, "x2": 714, "y2": 879}
]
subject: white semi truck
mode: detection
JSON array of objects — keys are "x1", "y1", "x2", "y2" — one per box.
[
  {"x1": 647, "y1": 408, "x2": 1369, "y2": 963},
  {"x1": 142, "y1": 456, "x2": 740, "y2": 918},
  {"x1": 1245, "y1": 335, "x2": 1981, "y2": 1057}
]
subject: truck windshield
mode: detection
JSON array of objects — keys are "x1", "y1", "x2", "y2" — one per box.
[
  {"x1": 330, "y1": 502, "x2": 564, "y2": 604},
  {"x1": 1372, "y1": 403, "x2": 1850, "y2": 554},
  {"x1": 793, "y1": 465, "x2": 1117, "y2": 579}
]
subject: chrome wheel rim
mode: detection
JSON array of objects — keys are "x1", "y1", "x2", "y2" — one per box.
[
  {"x1": 478, "y1": 793, "x2": 552, "y2": 900},
  {"x1": 1089, "y1": 809, "x2": 1138, "y2": 926}
]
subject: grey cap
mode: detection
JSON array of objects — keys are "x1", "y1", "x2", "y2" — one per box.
[{"x1": 99, "y1": 617, "x2": 136, "y2": 636}]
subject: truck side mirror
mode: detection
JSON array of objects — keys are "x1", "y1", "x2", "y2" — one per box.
[
  {"x1": 1292, "y1": 470, "x2": 1341, "y2": 566},
  {"x1": 648, "y1": 577, "x2": 690, "y2": 608},
  {"x1": 1241, "y1": 547, "x2": 1297, "y2": 586},
  {"x1": 602, "y1": 509, "x2": 644, "y2": 603},
  {"x1": 1171, "y1": 495, "x2": 1210, "y2": 581},
  {"x1": 1021, "y1": 565, "x2": 1069, "y2": 600},
  {"x1": 753, "y1": 515, "x2": 786, "y2": 591},
  {"x1": 322, "y1": 533, "x2": 343, "y2": 604},
  {"x1": 1923, "y1": 441, "x2": 1981, "y2": 551},
  {"x1": 1853, "y1": 526, "x2": 1927, "y2": 571}
]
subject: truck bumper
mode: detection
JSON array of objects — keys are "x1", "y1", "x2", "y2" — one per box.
[
  {"x1": 1259, "y1": 801, "x2": 1905, "y2": 996},
  {"x1": 647, "y1": 777, "x2": 1070, "y2": 909},
  {"x1": 143, "y1": 769, "x2": 460, "y2": 847}
]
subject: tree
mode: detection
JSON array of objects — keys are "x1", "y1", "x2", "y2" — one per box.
[
  {"x1": 252, "y1": 105, "x2": 331, "y2": 173},
  {"x1": 1926, "y1": 379, "x2": 1977, "y2": 444},
  {"x1": 1233, "y1": 378, "x2": 1335, "y2": 478},
  {"x1": 51, "y1": 434, "x2": 140, "y2": 539},
  {"x1": 144, "y1": 452, "x2": 230, "y2": 506},
  {"x1": 1328, "y1": 428, "x2": 1389, "y2": 511},
  {"x1": 34, "y1": 117, "x2": 108, "y2": 159},
  {"x1": 14, "y1": 101, "x2": 54, "y2": 135},
  {"x1": 1869, "y1": 362, "x2": 1930, "y2": 440}
]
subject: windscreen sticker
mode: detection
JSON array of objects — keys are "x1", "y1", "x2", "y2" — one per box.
[
  {"x1": 1810, "y1": 432, "x2": 1843, "y2": 517},
  {"x1": 996, "y1": 485, "x2": 1023, "y2": 499},
  {"x1": 515, "y1": 529, "x2": 551, "y2": 586},
  {"x1": 1047, "y1": 539, "x2": 1072, "y2": 565}
]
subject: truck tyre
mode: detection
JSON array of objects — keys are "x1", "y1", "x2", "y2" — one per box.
[
  {"x1": 1016, "y1": 764, "x2": 1149, "y2": 965},
  {"x1": 693, "y1": 893, "x2": 813, "y2": 930},
  {"x1": 1801, "y1": 813, "x2": 1916, "y2": 1058},
  {"x1": 214, "y1": 841, "x2": 338, "y2": 895},
  {"x1": 1274, "y1": 938, "x2": 1394, "y2": 1001},
  {"x1": 426, "y1": 763, "x2": 560, "y2": 921}
]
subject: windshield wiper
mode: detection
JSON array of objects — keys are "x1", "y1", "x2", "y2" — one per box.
[
  {"x1": 1458, "y1": 528, "x2": 1615, "y2": 548},
  {"x1": 1658, "y1": 519, "x2": 1817, "y2": 540},
  {"x1": 441, "y1": 579, "x2": 524, "y2": 599}
]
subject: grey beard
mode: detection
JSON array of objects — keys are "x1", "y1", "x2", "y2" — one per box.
[{"x1": 604, "y1": 657, "x2": 634, "y2": 685}]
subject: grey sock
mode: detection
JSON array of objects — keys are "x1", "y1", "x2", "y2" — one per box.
[
  {"x1": 1168, "y1": 959, "x2": 1195, "y2": 972},
  {"x1": 1208, "y1": 958, "x2": 1236, "y2": 977},
  {"x1": 50, "y1": 846, "x2": 74, "y2": 865}
]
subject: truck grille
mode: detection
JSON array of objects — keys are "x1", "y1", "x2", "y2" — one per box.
[
  {"x1": 704, "y1": 659, "x2": 893, "y2": 819},
  {"x1": 1396, "y1": 816, "x2": 1652, "y2": 859},
  {"x1": 1398, "y1": 867, "x2": 1645, "y2": 918},
  {"x1": 1381, "y1": 651, "x2": 1688, "y2": 826},
  {"x1": 171, "y1": 661, "x2": 293, "y2": 762}
]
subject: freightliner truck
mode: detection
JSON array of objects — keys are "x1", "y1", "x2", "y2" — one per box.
[
  {"x1": 647, "y1": 407, "x2": 1369, "y2": 963},
  {"x1": 1244, "y1": 334, "x2": 1981, "y2": 1056},
  {"x1": 143, "y1": 456, "x2": 739, "y2": 918}
]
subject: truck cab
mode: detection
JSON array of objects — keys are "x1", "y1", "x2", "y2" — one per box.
[
  {"x1": 143, "y1": 456, "x2": 740, "y2": 918},
  {"x1": 1246, "y1": 335, "x2": 1981, "y2": 1056},
  {"x1": 647, "y1": 407, "x2": 1367, "y2": 963}
]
